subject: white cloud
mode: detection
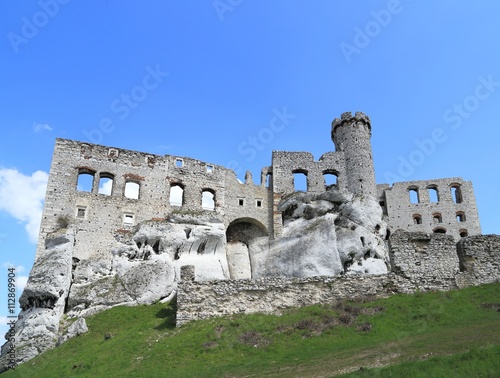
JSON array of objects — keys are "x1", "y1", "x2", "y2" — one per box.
[
  {"x1": 2, "y1": 263, "x2": 25, "y2": 273},
  {"x1": 98, "y1": 178, "x2": 113, "y2": 195},
  {"x1": 33, "y1": 123, "x2": 53, "y2": 132},
  {"x1": 16, "y1": 275, "x2": 28, "y2": 291},
  {"x1": 0, "y1": 169, "x2": 48, "y2": 243},
  {"x1": 0, "y1": 316, "x2": 7, "y2": 326}
]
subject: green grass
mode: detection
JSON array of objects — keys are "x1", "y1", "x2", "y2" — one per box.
[
  {"x1": 340, "y1": 344, "x2": 500, "y2": 377},
  {"x1": 3, "y1": 283, "x2": 500, "y2": 377}
]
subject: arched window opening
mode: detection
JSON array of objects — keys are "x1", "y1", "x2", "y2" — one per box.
[
  {"x1": 408, "y1": 187, "x2": 419, "y2": 204},
  {"x1": 202, "y1": 189, "x2": 215, "y2": 211},
  {"x1": 323, "y1": 171, "x2": 338, "y2": 190},
  {"x1": 451, "y1": 185, "x2": 463, "y2": 204},
  {"x1": 432, "y1": 213, "x2": 442, "y2": 223},
  {"x1": 266, "y1": 173, "x2": 272, "y2": 188},
  {"x1": 456, "y1": 212, "x2": 466, "y2": 222},
  {"x1": 98, "y1": 173, "x2": 114, "y2": 196},
  {"x1": 460, "y1": 230, "x2": 468, "y2": 238},
  {"x1": 293, "y1": 170, "x2": 308, "y2": 192},
  {"x1": 125, "y1": 181, "x2": 140, "y2": 199},
  {"x1": 169, "y1": 184, "x2": 184, "y2": 206},
  {"x1": 77, "y1": 169, "x2": 95, "y2": 192},
  {"x1": 428, "y1": 186, "x2": 439, "y2": 202},
  {"x1": 413, "y1": 214, "x2": 422, "y2": 225},
  {"x1": 433, "y1": 227, "x2": 446, "y2": 234}
]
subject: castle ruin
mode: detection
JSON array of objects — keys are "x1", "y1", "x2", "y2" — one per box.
[
  {"x1": 37, "y1": 111, "x2": 480, "y2": 265},
  {"x1": 2, "y1": 111, "x2": 494, "y2": 370}
]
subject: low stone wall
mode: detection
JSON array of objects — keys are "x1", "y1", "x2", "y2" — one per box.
[
  {"x1": 456, "y1": 234, "x2": 500, "y2": 288},
  {"x1": 176, "y1": 232, "x2": 500, "y2": 326},
  {"x1": 176, "y1": 266, "x2": 406, "y2": 326},
  {"x1": 389, "y1": 231, "x2": 459, "y2": 291}
]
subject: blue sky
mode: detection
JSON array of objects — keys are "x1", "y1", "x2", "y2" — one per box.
[{"x1": 1, "y1": 1, "x2": 499, "y2": 338}]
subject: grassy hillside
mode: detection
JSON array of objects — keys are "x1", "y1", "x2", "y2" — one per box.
[{"x1": 3, "y1": 283, "x2": 500, "y2": 377}]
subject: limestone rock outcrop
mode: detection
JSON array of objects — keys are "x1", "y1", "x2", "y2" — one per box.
[
  {"x1": 0, "y1": 228, "x2": 75, "y2": 369},
  {"x1": 251, "y1": 191, "x2": 389, "y2": 278},
  {"x1": 67, "y1": 216, "x2": 228, "y2": 318}
]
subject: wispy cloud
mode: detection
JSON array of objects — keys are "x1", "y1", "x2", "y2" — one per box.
[
  {"x1": 0, "y1": 169, "x2": 48, "y2": 242},
  {"x1": 2, "y1": 263, "x2": 25, "y2": 273},
  {"x1": 33, "y1": 123, "x2": 53, "y2": 132},
  {"x1": 1, "y1": 264, "x2": 28, "y2": 290}
]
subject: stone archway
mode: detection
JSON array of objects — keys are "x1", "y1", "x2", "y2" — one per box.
[{"x1": 225, "y1": 219, "x2": 268, "y2": 279}]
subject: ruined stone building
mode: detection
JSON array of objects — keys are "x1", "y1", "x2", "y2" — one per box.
[{"x1": 37, "y1": 111, "x2": 480, "y2": 263}]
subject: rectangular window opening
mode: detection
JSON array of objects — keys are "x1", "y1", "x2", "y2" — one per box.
[
  {"x1": 123, "y1": 213, "x2": 135, "y2": 225},
  {"x1": 76, "y1": 206, "x2": 87, "y2": 219}
]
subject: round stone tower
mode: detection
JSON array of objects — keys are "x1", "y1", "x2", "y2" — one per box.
[{"x1": 331, "y1": 111, "x2": 376, "y2": 198}]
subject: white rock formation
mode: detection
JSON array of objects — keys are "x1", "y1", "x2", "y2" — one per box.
[
  {"x1": 0, "y1": 228, "x2": 75, "y2": 369},
  {"x1": 250, "y1": 191, "x2": 389, "y2": 278}
]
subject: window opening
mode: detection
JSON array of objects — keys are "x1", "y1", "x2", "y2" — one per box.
[
  {"x1": 238, "y1": 199, "x2": 244, "y2": 206},
  {"x1": 202, "y1": 190, "x2": 215, "y2": 211},
  {"x1": 169, "y1": 184, "x2": 184, "y2": 206},
  {"x1": 451, "y1": 185, "x2": 463, "y2": 203},
  {"x1": 206, "y1": 164, "x2": 214, "y2": 173},
  {"x1": 460, "y1": 230, "x2": 468, "y2": 238},
  {"x1": 123, "y1": 213, "x2": 134, "y2": 225},
  {"x1": 77, "y1": 171, "x2": 94, "y2": 192},
  {"x1": 265, "y1": 173, "x2": 272, "y2": 188},
  {"x1": 428, "y1": 187, "x2": 439, "y2": 202},
  {"x1": 323, "y1": 172, "x2": 338, "y2": 189},
  {"x1": 293, "y1": 171, "x2": 307, "y2": 192},
  {"x1": 413, "y1": 214, "x2": 422, "y2": 225},
  {"x1": 433, "y1": 228, "x2": 446, "y2": 234},
  {"x1": 76, "y1": 206, "x2": 87, "y2": 218},
  {"x1": 124, "y1": 182, "x2": 140, "y2": 199},
  {"x1": 456, "y1": 212, "x2": 466, "y2": 222},
  {"x1": 433, "y1": 213, "x2": 442, "y2": 223},
  {"x1": 175, "y1": 158, "x2": 183, "y2": 168},
  {"x1": 256, "y1": 199, "x2": 262, "y2": 207},
  {"x1": 409, "y1": 188, "x2": 419, "y2": 204},
  {"x1": 98, "y1": 174, "x2": 114, "y2": 196}
]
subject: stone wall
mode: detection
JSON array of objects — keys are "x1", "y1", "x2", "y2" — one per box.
[
  {"x1": 37, "y1": 139, "x2": 271, "y2": 263},
  {"x1": 456, "y1": 234, "x2": 500, "y2": 287},
  {"x1": 176, "y1": 265, "x2": 405, "y2": 326},
  {"x1": 388, "y1": 230, "x2": 459, "y2": 291},
  {"x1": 382, "y1": 178, "x2": 481, "y2": 241},
  {"x1": 176, "y1": 232, "x2": 500, "y2": 326}
]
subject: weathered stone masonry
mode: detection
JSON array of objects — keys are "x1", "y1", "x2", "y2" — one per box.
[{"x1": 176, "y1": 231, "x2": 500, "y2": 326}]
